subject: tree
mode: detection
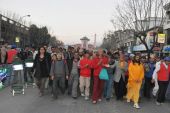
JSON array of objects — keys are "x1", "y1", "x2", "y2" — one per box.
[
  {"x1": 29, "y1": 24, "x2": 39, "y2": 47},
  {"x1": 101, "y1": 31, "x2": 117, "y2": 50},
  {"x1": 113, "y1": 0, "x2": 168, "y2": 57},
  {"x1": 0, "y1": 10, "x2": 63, "y2": 47},
  {"x1": 50, "y1": 36, "x2": 63, "y2": 47},
  {"x1": 29, "y1": 24, "x2": 63, "y2": 48},
  {"x1": 29, "y1": 24, "x2": 50, "y2": 47}
]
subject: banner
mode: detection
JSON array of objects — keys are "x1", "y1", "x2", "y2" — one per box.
[
  {"x1": 157, "y1": 34, "x2": 165, "y2": 43},
  {"x1": 0, "y1": 67, "x2": 8, "y2": 80},
  {"x1": 15, "y1": 37, "x2": 20, "y2": 43}
]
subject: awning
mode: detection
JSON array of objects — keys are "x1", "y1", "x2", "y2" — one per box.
[
  {"x1": 133, "y1": 44, "x2": 147, "y2": 52},
  {"x1": 163, "y1": 45, "x2": 170, "y2": 53},
  {"x1": 164, "y1": 23, "x2": 170, "y2": 30}
]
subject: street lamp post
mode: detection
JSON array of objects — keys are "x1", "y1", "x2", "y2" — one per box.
[
  {"x1": 0, "y1": 14, "x2": 2, "y2": 42},
  {"x1": 18, "y1": 15, "x2": 31, "y2": 23},
  {"x1": 17, "y1": 15, "x2": 31, "y2": 48}
]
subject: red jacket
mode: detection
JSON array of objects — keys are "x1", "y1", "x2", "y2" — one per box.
[
  {"x1": 7, "y1": 49, "x2": 17, "y2": 64},
  {"x1": 80, "y1": 58, "x2": 92, "y2": 77},
  {"x1": 92, "y1": 56, "x2": 108, "y2": 76},
  {"x1": 157, "y1": 63, "x2": 170, "y2": 81}
]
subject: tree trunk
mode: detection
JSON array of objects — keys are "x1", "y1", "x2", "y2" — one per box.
[{"x1": 147, "y1": 49, "x2": 151, "y2": 61}]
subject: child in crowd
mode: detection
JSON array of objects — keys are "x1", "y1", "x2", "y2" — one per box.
[
  {"x1": 50, "y1": 53, "x2": 69, "y2": 99},
  {"x1": 79, "y1": 51, "x2": 92, "y2": 100}
]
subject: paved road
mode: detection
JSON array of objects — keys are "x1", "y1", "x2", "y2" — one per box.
[{"x1": 0, "y1": 87, "x2": 170, "y2": 113}]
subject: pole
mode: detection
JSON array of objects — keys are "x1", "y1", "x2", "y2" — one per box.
[
  {"x1": 18, "y1": 15, "x2": 30, "y2": 48},
  {"x1": 94, "y1": 34, "x2": 96, "y2": 49},
  {"x1": 0, "y1": 14, "x2": 2, "y2": 41},
  {"x1": 18, "y1": 15, "x2": 31, "y2": 24}
]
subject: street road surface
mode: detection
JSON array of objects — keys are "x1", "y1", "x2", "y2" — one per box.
[{"x1": 0, "y1": 87, "x2": 170, "y2": 113}]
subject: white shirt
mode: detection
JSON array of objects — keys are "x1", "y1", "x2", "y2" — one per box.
[
  {"x1": 33, "y1": 51, "x2": 38, "y2": 60},
  {"x1": 152, "y1": 61, "x2": 168, "y2": 80}
]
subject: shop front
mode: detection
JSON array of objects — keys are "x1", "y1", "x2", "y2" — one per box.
[{"x1": 163, "y1": 45, "x2": 170, "y2": 54}]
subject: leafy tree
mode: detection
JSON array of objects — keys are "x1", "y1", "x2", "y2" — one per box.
[{"x1": 29, "y1": 24, "x2": 63, "y2": 48}]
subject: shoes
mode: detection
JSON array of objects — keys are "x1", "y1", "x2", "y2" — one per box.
[
  {"x1": 81, "y1": 93, "x2": 85, "y2": 97},
  {"x1": 33, "y1": 83, "x2": 36, "y2": 86},
  {"x1": 39, "y1": 92, "x2": 43, "y2": 97},
  {"x1": 110, "y1": 95, "x2": 113, "y2": 98},
  {"x1": 133, "y1": 103, "x2": 140, "y2": 109},
  {"x1": 106, "y1": 98, "x2": 110, "y2": 102},
  {"x1": 53, "y1": 96, "x2": 58, "y2": 100},
  {"x1": 85, "y1": 96, "x2": 89, "y2": 100},
  {"x1": 72, "y1": 97, "x2": 77, "y2": 99},
  {"x1": 127, "y1": 99, "x2": 130, "y2": 103},
  {"x1": 116, "y1": 97, "x2": 123, "y2": 101},
  {"x1": 92, "y1": 100, "x2": 97, "y2": 104},
  {"x1": 156, "y1": 102, "x2": 161, "y2": 106},
  {"x1": 98, "y1": 99, "x2": 102, "y2": 102},
  {"x1": 68, "y1": 92, "x2": 71, "y2": 95}
]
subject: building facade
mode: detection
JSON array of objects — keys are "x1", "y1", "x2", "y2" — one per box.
[
  {"x1": 72, "y1": 36, "x2": 94, "y2": 50},
  {"x1": 102, "y1": 29, "x2": 135, "y2": 53},
  {"x1": 0, "y1": 14, "x2": 29, "y2": 47},
  {"x1": 164, "y1": 2, "x2": 170, "y2": 45}
]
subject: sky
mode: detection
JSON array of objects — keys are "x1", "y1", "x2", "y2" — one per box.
[{"x1": 0, "y1": 0, "x2": 122, "y2": 45}]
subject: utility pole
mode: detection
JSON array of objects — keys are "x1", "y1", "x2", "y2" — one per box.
[
  {"x1": 0, "y1": 14, "x2": 2, "y2": 41},
  {"x1": 18, "y1": 15, "x2": 31, "y2": 47},
  {"x1": 94, "y1": 34, "x2": 96, "y2": 49}
]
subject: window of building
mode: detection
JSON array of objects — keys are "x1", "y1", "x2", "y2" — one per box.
[
  {"x1": 124, "y1": 43, "x2": 127, "y2": 47},
  {"x1": 167, "y1": 11, "x2": 170, "y2": 23}
]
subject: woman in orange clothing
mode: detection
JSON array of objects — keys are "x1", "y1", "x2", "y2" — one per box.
[{"x1": 127, "y1": 55, "x2": 144, "y2": 109}]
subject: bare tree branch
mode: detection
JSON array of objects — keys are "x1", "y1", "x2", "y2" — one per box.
[{"x1": 112, "y1": 0, "x2": 167, "y2": 57}]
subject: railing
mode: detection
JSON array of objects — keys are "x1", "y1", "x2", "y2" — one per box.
[
  {"x1": 0, "y1": 14, "x2": 30, "y2": 47},
  {"x1": 0, "y1": 14, "x2": 29, "y2": 30}
]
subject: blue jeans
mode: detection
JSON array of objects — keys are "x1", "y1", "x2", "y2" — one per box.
[{"x1": 104, "y1": 74, "x2": 114, "y2": 99}]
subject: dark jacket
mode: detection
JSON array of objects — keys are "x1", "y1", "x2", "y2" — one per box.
[
  {"x1": 33, "y1": 53, "x2": 51, "y2": 78},
  {"x1": 65, "y1": 51, "x2": 74, "y2": 74},
  {"x1": 144, "y1": 62, "x2": 155, "y2": 78},
  {"x1": 19, "y1": 50, "x2": 32, "y2": 61},
  {"x1": 107, "y1": 59, "x2": 115, "y2": 75}
]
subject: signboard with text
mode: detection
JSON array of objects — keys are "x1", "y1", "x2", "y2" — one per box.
[
  {"x1": 157, "y1": 34, "x2": 165, "y2": 43},
  {"x1": 15, "y1": 37, "x2": 20, "y2": 43}
]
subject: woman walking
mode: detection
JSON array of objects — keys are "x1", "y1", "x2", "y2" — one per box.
[
  {"x1": 103, "y1": 55, "x2": 115, "y2": 101},
  {"x1": 92, "y1": 49, "x2": 108, "y2": 104},
  {"x1": 113, "y1": 55, "x2": 128, "y2": 100},
  {"x1": 127, "y1": 55, "x2": 144, "y2": 109},
  {"x1": 33, "y1": 47, "x2": 51, "y2": 96}
]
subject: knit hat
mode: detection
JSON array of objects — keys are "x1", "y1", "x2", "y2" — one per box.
[
  {"x1": 130, "y1": 54, "x2": 135, "y2": 58},
  {"x1": 164, "y1": 57, "x2": 170, "y2": 61}
]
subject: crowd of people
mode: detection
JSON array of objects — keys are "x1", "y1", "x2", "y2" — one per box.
[{"x1": 1, "y1": 42, "x2": 170, "y2": 109}]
